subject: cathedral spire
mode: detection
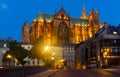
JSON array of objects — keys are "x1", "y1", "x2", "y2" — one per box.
[
  {"x1": 37, "y1": 11, "x2": 43, "y2": 22},
  {"x1": 82, "y1": 1, "x2": 85, "y2": 10},
  {"x1": 61, "y1": 4, "x2": 64, "y2": 9},
  {"x1": 22, "y1": 21, "x2": 29, "y2": 42},
  {"x1": 82, "y1": 5, "x2": 86, "y2": 16},
  {"x1": 54, "y1": 5, "x2": 69, "y2": 19},
  {"x1": 80, "y1": 3, "x2": 87, "y2": 19},
  {"x1": 60, "y1": 4, "x2": 65, "y2": 13}
]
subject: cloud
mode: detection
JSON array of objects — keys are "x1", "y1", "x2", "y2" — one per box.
[{"x1": 0, "y1": 3, "x2": 8, "y2": 10}]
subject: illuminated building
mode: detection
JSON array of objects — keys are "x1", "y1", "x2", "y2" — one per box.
[
  {"x1": 63, "y1": 44, "x2": 75, "y2": 67},
  {"x1": 98, "y1": 24, "x2": 120, "y2": 66},
  {"x1": 22, "y1": 7, "x2": 103, "y2": 45},
  {"x1": 22, "y1": 6, "x2": 104, "y2": 67},
  {"x1": 75, "y1": 23, "x2": 120, "y2": 69},
  {"x1": 0, "y1": 38, "x2": 13, "y2": 66}
]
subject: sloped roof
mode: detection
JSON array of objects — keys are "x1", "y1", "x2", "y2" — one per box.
[
  {"x1": 33, "y1": 13, "x2": 89, "y2": 26},
  {"x1": 95, "y1": 25, "x2": 120, "y2": 39},
  {"x1": 33, "y1": 13, "x2": 54, "y2": 22},
  {"x1": 54, "y1": 7, "x2": 68, "y2": 18},
  {"x1": 108, "y1": 26, "x2": 119, "y2": 34},
  {"x1": 71, "y1": 18, "x2": 88, "y2": 25}
]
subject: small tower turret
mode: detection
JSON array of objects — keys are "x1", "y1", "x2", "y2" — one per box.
[
  {"x1": 22, "y1": 21, "x2": 29, "y2": 42},
  {"x1": 80, "y1": 5, "x2": 88, "y2": 19}
]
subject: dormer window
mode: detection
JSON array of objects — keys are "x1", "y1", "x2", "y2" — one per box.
[{"x1": 113, "y1": 31, "x2": 117, "y2": 35}]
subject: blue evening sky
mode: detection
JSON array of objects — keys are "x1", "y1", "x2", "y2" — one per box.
[{"x1": 0, "y1": 0, "x2": 119, "y2": 41}]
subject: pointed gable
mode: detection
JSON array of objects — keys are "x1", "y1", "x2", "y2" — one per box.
[{"x1": 55, "y1": 7, "x2": 69, "y2": 19}]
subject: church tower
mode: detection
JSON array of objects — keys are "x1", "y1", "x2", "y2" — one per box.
[
  {"x1": 22, "y1": 21, "x2": 29, "y2": 42},
  {"x1": 80, "y1": 6, "x2": 88, "y2": 19},
  {"x1": 88, "y1": 9, "x2": 99, "y2": 37},
  {"x1": 29, "y1": 13, "x2": 44, "y2": 43}
]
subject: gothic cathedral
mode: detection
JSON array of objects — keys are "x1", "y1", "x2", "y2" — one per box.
[{"x1": 22, "y1": 7, "x2": 103, "y2": 45}]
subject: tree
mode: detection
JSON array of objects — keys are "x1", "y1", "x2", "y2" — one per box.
[
  {"x1": 2, "y1": 40, "x2": 29, "y2": 66},
  {"x1": 30, "y1": 37, "x2": 46, "y2": 60}
]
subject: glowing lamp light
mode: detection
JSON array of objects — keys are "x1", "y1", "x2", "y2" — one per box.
[
  {"x1": 51, "y1": 57, "x2": 54, "y2": 60},
  {"x1": 45, "y1": 46, "x2": 49, "y2": 51},
  {"x1": 113, "y1": 31, "x2": 117, "y2": 35},
  {"x1": 7, "y1": 54, "x2": 12, "y2": 59},
  {"x1": 104, "y1": 52, "x2": 107, "y2": 55}
]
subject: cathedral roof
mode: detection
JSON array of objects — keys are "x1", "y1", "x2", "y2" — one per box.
[
  {"x1": 33, "y1": 13, "x2": 89, "y2": 25},
  {"x1": 99, "y1": 22, "x2": 104, "y2": 28},
  {"x1": 32, "y1": 13, "x2": 105, "y2": 29},
  {"x1": 71, "y1": 18, "x2": 88, "y2": 26},
  {"x1": 33, "y1": 13, "x2": 54, "y2": 22}
]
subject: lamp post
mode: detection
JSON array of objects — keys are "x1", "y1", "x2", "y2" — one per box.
[
  {"x1": 51, "y1": 57, "x2": 54, "y2": 69},
  {"x1": 6, "y1": 54, "x2": 12, "y2": 67},
  {"x1": 45, "y1": 46, "x2": 49, "y2": 66},
  {"x1": 45, "y1": 46, "x2": 49, "y2": 51},
  {"x1": 45, "y1": 46, "x2": 56, "y2": 68}
]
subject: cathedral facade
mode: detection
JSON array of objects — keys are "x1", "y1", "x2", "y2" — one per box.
[{"x1": 22, "y1": 7, "x2": 103, "y2": 45}]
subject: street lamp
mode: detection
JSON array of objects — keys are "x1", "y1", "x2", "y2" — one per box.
[
  {"x1": 45, "y1": 46, "x2": 50, "y2": 66},
  {"x1": 45, "y1": 46, "x2": 49, "y2": 51},
  {"x1": 45, "y1": 46, "x2": 56, "y2": 68},
  {"x1": 6, "y1": 54, "x2": 12, "y2": 67},
  {"x1": 51, "y1": 57, "x2": 55, "y2": 69}
]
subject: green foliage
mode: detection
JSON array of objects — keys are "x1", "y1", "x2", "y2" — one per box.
[
  {"x1": 30, "y1": 37, "x2": 46, "y2": 60},
  {"x1": 2, "y1": 40, "x2": 29, "y2": 66}
]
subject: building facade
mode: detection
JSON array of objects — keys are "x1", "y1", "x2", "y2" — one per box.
[
  {"x1": 0, "y1": 37, "x2": 13, "y2": 66},
  {"x1": 63, "y1": 44, "x2": 75, "y2": 67},
  {"x1": 75, "y1": 23, "x2": 120, "y2": 69},
  {"x1": 22, "y1": 7, "x2": 103, "y2": 45},
  {"x1": 22, "y1": 7, "x2": 104, "y2": 67}
]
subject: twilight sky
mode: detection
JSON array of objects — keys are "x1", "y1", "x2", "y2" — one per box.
[{"x1": 0, "y1": 0, "x2": 120, "y2": 41}]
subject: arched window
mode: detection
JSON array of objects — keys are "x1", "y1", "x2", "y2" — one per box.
[{"x1": 57, "y1": 22, "x2": 69, "y2": 44}]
